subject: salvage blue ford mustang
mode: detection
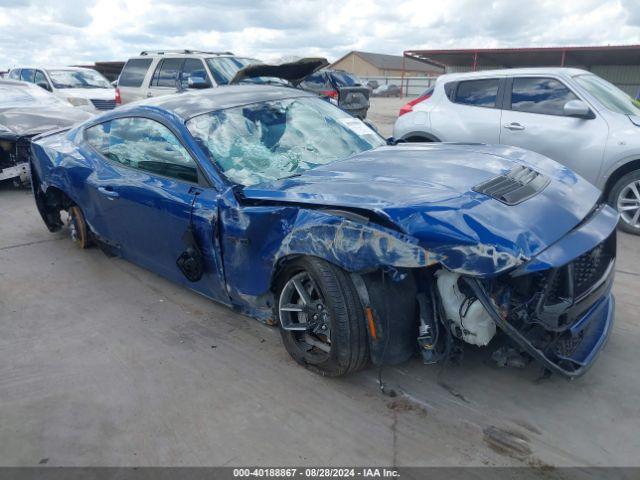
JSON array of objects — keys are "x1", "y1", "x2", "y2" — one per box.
[{"x1": 30, "y1": 85, "x2": 617, "y2": 378}]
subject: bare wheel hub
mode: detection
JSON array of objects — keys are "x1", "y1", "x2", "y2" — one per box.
[{"x1": 67, "y1": 206, "x2": 89, "y2": 248}]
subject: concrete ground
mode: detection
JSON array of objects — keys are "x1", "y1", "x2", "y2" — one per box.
[{"x1": 1, "y1": 98, "x2": 639, "y2": 468}]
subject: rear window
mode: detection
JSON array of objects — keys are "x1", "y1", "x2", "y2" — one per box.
[
  {"x1": 454, "y1": 78, "x2": 500, "y2": 107},
  {"x1": 118, "y1": 58, "x2": 153, "y2": 87},
  {"x1": 299, "y1": 72, "x2": 329, "y2": 91},
  {"x1": 205, "y1": 57, "x2": 256, "y2": 85},
  {"x1": 329, "y1": 71, "x2": 362, "y2": 87}
]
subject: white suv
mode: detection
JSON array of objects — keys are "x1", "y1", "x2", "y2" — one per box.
[
  {"x1": 7, "y1": 66, "x2": 115, "y2": 112},
  {"x1": 393, "y1": 68, "x2": 640, "y2": 234},
  {"x1": 116, "y1": 50, "x2": 259, "y2": 104}
]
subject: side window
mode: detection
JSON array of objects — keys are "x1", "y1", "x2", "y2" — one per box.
[
  {"x1": 454, "y1": 78, "x2": 500, "y2": 108},
  {"x1": 182, "y1": 58, "x2": 211, "y2": 86},
  {"x1": 34, "y1": 70, "x2": 49, "y2": 89},
  {"x1": 20, "y1": 68, "x2": 35, "y2": 83},
  {"x1": 152, "y1": 58, "x2": 185, "y2": 87},
  {"x1": 8, "y1": 69, "x2": 20, "y2": 80},
  {"x1": 118, "y1": 58, "x2": 153, "y2": 87},
  {"x1": 85, "y1": 117, "x2": 199, "y2": 183},
  {"x1": 85, "y1": 121, "x2": 111, "y2": 156},
  {"x1": 510, "y1": 77, "x2": 579, "y2": 116}
]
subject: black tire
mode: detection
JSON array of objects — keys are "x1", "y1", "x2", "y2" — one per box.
[
  {"x1": 607, "y1": 170, "x2": 640, "y2": 235},
  {"x1": 276, "y1": 257, "x2": 369, "y2": 376}
]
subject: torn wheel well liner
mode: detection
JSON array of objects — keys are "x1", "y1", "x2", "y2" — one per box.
[{"x1": 355, "y1": 269, "x2": 419, "y2": 366}]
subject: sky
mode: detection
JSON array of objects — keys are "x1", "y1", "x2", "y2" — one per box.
[{"x1": 1, "y1": 0, "x2": 640, "y2": 67}]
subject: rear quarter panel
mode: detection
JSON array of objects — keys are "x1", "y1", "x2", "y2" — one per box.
[{"x1": 31, "y1": 128, "x2": 99, "y2": 228}]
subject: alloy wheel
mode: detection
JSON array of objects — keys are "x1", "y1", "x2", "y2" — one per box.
[
  {"x1": 617, "y1": 180, "x2": 640, "y2": 229},
  {"x1": 278, "y1": 271, "x2": 332, "y2": 357}
]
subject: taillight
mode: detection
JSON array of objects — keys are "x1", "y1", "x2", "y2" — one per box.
[
  {"x1": 115, "y1": 87, "x2": 122, "y2": 105},
  {"x1": 399, "y1": 92, "x2": 432, "y2": 116},
  {"x1": 320, "y1": 89, "x2": 339, "y2": 99}
]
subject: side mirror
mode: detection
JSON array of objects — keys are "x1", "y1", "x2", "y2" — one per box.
[
  {"x1": 37, "y1": 81, "x2": 51, "y2": 92},
  {"x1": 564, "y1": 100, "x2": 594, "y2": 119},
  {"x1": 188, "y1": 76, "x2": 210, "y2": 89}
]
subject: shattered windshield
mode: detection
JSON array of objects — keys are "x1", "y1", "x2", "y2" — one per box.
[
  {"x1": 48, "y1": 69, "x2": 112, "y2": 89},
  {"x1": 186, "y1": 97, "x2": 385, "y2": 186}
]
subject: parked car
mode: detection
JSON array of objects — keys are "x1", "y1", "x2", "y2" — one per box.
[
  {"x1": 7, "y1": 67, "x2": 116, "y2": 113},
  {"x1": 229, "y1": 58, "x2": 371, "y2": 119},
  {"x1": 0, "y1": 79, "x2": 92, "y2": 185},
  {"x1": 366, "y1": 80, "x2": 379, "y2": 91},
  {"x1": 297, "y1": 68, "x2": 370, "y2": 118},
  {"x1": 116, "y1": 50, "x2": 261, "y2": 104},
  {"x1": 394, "y1": 68, "x2": 640, "y2": 234},
  {"x1": 372, "y1": 84, "x2": 401, "y2": 97},
  {"x1": 31, "y1": 85, "x2": 617, "y2": 379}
]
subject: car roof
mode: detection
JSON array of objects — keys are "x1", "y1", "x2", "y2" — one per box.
[
  {"x1": 125, "y1": 84, "x2": 314, "y2": 120},
  {"x1": 10, "y1": 66, "x2": 95, "y2": 72},
  {"x1": 127, "y1": 52, "x2": 238, "y2": 61},
  {"x1": 438, "y1": 67, "x2": 590, "y2": 82}
]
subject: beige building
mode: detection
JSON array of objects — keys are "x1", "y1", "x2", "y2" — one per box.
[{"x1": 330, "y1": 51, "x2": 443, "y2": 77}]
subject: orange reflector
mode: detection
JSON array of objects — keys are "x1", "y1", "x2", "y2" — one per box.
[{"x1": 365, "y1": 307, "x2": 377, "y2": 340}]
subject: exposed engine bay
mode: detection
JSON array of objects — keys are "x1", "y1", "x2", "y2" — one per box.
[{"x1": 356, "y1": 226, "x2": 616, "y2": 379}]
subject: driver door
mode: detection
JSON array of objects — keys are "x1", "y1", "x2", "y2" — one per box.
[{"x1": 82, "y1": 116, "x2": 228, "y2": 302}]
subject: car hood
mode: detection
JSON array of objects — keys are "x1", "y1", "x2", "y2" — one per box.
[
  {"x1": 0, "y1": 106, "x2": 93, "y2": 137},
  {"x1": 242, "y1": 143, "x2": 601, "y2": 275}
]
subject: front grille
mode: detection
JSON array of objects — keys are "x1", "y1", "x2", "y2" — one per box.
[
  {"x1": 545, "y1": 232, "x2": 615, "y2": 304},
  {"x1": 572, "y1": 241, "x2": 612, "y2": 298},
  {"x1": 473, "y1": 165, "x2": 550, "y2": 205},
  {"x1": 554, "y1": 331, "x2": 585, "y2": 357},
  {"x1": 90, "y1": 99, "x2": 116, "y2": 110},
  {"x1": 504, "y1": 228, "x2": 615, "y2": 331}
]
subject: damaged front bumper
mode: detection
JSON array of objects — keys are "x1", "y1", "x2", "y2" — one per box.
[
  {"x1": 468, "y1": 204, "x2": 618, "y2": 378},
  {"x1": 467, "y1": 276, "x2": 614, "y2": 379}
]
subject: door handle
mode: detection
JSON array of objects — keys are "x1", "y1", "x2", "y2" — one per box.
[
  {"x1": 146, "y1": 92, "x2": 153, "y2": 98},
  {"x1": 98, "y1": 186, "x2": 119, "y2": 199},
  {"x1": 504, "y1": 122, "x2": 525, "y2": 131}
]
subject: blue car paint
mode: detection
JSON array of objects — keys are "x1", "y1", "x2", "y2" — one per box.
[
  {"x1": 29, "y1": 85, "x2": 618, "y2": 376},
  {"x1": 243, "y1": 143, "x2": 602, "y2": 277}
]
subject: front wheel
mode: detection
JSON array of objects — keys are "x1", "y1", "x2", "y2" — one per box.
[
  {"x1": 608, "y1": 170, "x2": 640, "y2": 235},
  {"x1": 276, "y1": 257, "x2": 369, "y2": 376}
]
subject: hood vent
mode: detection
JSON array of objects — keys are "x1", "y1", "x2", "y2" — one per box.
[{"x1": 473, "y1": 165, "x2": 550, "y2": 205}]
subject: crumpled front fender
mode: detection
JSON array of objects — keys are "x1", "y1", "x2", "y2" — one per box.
[{"x1": 275, "y1": 209, "x2": 440, "y2": 272}]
